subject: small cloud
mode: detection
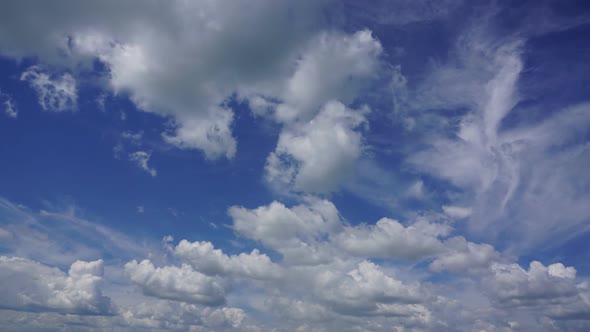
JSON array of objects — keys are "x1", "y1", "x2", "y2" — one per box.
[
  {"x1": 168, "y1": 208, "x2": 179, "y2": 217},
  {"x1": 96, "y1": 93, "x2": 107, "y2": 112},
  {"x1": 129, "y1": 151, "x2": 157, "y2": 177},
  {"x1": 113, "y1": 142, "x2": 124, "y2": 159},
  {"x1": 4, "y1": 99, "x2": 17, "y2": 118},
  {"x1": 442, "y1": 205, "x2": 472, "y2": 219},
  {"x1": 121, "y1": 131, "x2": 143, "y2": 144},
  {"x1": 405, "y1": 180, "x2": 425, "y2": 199},
  {"x1": 1, "y1": 90, "x2": 17, "y2": 118},
  {"x1": 137, "y1": 206, "x2": 144, "y2": 213},
  {"x1": 20, "y1": 66, "x2": 77, "y2": 112}
]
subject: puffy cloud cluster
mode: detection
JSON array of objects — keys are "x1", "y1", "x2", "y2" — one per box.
[
  {"x1": 487, "y1": 261, "x2": 578, "y2": 308},
  {"x1": 124, "y1": 260, "x2": 226, "y2": 306},
  {"x1": 1, "y1": 197, "x2": 589, "y2": 331},
  {"x1": 429, "y1": 237, "x2": 500, "y2": 274},
  {"x1": 335, "y1": 217, "x2": 450, "y2": 260},
  {"x1": 119, "y1": 300, "x2": 249, "y2": 331},
  {"x1": 0, "y1": 0, "x2": 384, "y2": 166},
  {"x1": 266, "y1": 101, "x2": 369, "y2": 193},
  {"x1": 1, "y1": 1, "x2": 589, "y2": 331},
  {"x1": 247, "y1": 29, "x2": 382, "y2": 123},
  {"x1": 0, "y1": 256, "x2": 113, "y2": 315},
  {"x1": 173, "y1": 240, "x2": 282, "y2": 280}
]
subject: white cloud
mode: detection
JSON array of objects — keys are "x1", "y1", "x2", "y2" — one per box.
[
  {"x1": 1, "y1": 91, "x2": 17, "y2": 118},
  {"x1": 430, "y1": 237, "x2": 500, "y2": 273},
  {"x1": 407, "y1": 23, "x2": 590, "y2": 250},
  {"x1": 0, "y1": 256, "x2": 113, "y2": 315},
  {"x1": 335, "y1": 217, "x2": 450, "y2": 260},
  {"x1": 124, "y1": 259, "x2": 225, "y2": 306},
  {"x1": 162, "y1": 107, "x2": 237, "y2": 160},
  {"x1": 0, "y1": 1, "x2": 386, "y2": 161},
  {"x1": 229, "y1": 198, "x2": 341, "y2": 265},
  {"x1": 20, "y1": 66, "x2": 77, "y2": 112},
  {"x1": 128, "y1": 151, "x2": 157, "y2": 177},
  {"x1": 121, "y1": 130, "x2": 143, "y2": 143},
  {"x1": 486, "y1": 261, "x2": 578, "y2": 307},
  {"x1": 266, "y1": 101, "x2": 369, "y2": 193},
  {"x1": 173, "y1": 240, "x2": 282, "y2": 280},
  {"x1": 442, "y1": 205, "x2": 472, "y2": 219},
  {"x1": 252, "y1": 29, "x2": 382, "y2": 123},
  {"x1": 119, "y1": 300, "x2": 248, "y2": 331},
  {"x1": 4, "y1": 100, "x2": 17, "y2": 118},
  {"x1": 318, "y1": 261, "x2": 428, "y2": 318}
]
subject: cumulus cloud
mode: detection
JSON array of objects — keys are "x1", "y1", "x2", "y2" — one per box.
[
  {"x1": 430, "y1": 237, "x2": 500, "y2": 273},
  {"x1": 229, "y1": 198, "x2": 342, "y2": 265},
  {"x1": 248, "y1": 29, "x2": 382, "y2": 123},
  {"x1": 0, "y1": 257, "x2": 113, "y2": 315},
  {"x1": 0, "y1": 0, "x2": 385, "y2": 161},
  {"x1": 118, "y1": 299, "x2": 248, "y2": 331},
  {"x1": 266, "y1": 101, "x2": 369, "y2": 193},
  {"x1": 173, "y1": 240, "x2": 282, "y2": 280},
  {"x1": 335, "y1": 217, "x2": 450, "y2": 260},
  {"x1": 20, "y1": 66, "x2": 77, "y2": 112},
  {"x1": 124, "y1": 259, "x2": 226, "y2": 306},
  {"x1": 486, "y1": 261, "x2": 579, "y2": 308},
  {"x1": 319, "y1": 261, "x2": 428, "y2": 317}
]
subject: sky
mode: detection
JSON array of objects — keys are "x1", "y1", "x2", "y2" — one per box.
[{"x1": 0, "y1": 0, "x2": 590, "y2": 331}]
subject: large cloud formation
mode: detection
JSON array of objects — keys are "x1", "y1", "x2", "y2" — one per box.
[{"x1": 1, "y1": 0, "x2": 590, "y2": 331}]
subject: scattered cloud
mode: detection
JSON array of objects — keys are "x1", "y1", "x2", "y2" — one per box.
[
  {"x1": 1, "y1": 91, "x2": 17, "y2": 118},
  {"x1": 124, "y1": 260, "x2": 226, "y2": 306},
  {"x1": 0, "y1": 256, "x2": 114, "y2": 315},
  {"x1": 128, "y1": 151, "x2": 157, "y2": 177},
  {"x1": 20, "y1": 66, "x2": 77, "y2": 112}
]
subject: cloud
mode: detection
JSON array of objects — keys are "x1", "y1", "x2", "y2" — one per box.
[
  {"x1": 173, "y1": 240, "x2": 282, "y2": 280},
  {"x1": 229, "y1": 198, "x2": 342, "y2": 265},
  {"x1": 0, "y1": 1, "x2": 388, "y2": 162},
  {"x1": 429, "y1": 237, "x2": 500, "y2": 273},
  {"x1": 266, "y1": 101, "x2": 369, "y2": 193},
  {"x1": 335, "y1": 217, "x2": 450, "y2": 260},
  {"x1": 406, "y1": 19, "x2": 590, "y2": 250},
  {"x1": 0, "y1": 257, "x2": 114, "y2": 315},
  {"x1": 442, "y1": 205, "x2": 472, "y2": 219},
  {"x1": 118, "y1": 300, "x2": 249, "y2": 331},
  {"x1": 0, "y1": 197, "x2": 151, "y2": 267},
  {"x1": 20, "y1": 66, "x2": 77, "y2": 112},
  {"x1": 248, "y1": 30, "x2": 382, "y2": 123},
  {"x1": 486, "y1": 261, "x2": 579, "y2": 308},
  {"x1": 1, "y1": 91, "x2": 17, "y2": 118},
  {"x1": 128, "y1": 151, "x2": 157, "y2": 177},
  {"x1": 162, "y1": 108, "x2": 237, "y2": 160},
  {"x1": 124, "y1": 259, "x2": 226, "y2": 306},
  {"x1": 318, "y1": 260, "x2": 428, "y2": 318}
]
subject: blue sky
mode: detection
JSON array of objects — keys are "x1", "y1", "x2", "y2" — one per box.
[{"x1": 1, "y1": 1, "x2": 590, "y2": 331}]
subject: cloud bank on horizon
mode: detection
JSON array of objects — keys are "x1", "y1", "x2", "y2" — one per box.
[{"x1": 1, "y1": 0, "x2": 590, "y2": 331}]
